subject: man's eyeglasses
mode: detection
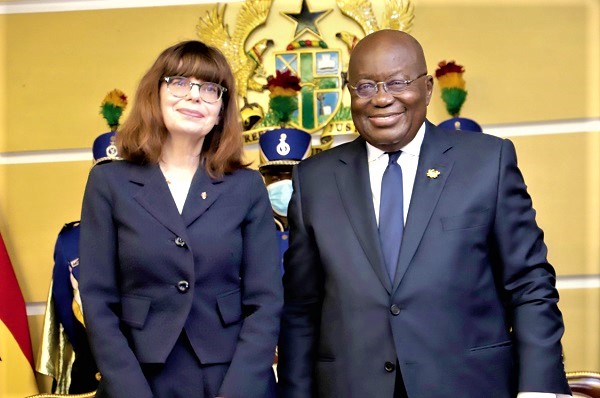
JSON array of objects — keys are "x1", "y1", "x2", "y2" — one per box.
[
  {"x1": 348, "y1": 72, "x2": 428, "y2": 99},
  {"x1": 163, "y1": 76, "x2": 227, "y2": 103}
]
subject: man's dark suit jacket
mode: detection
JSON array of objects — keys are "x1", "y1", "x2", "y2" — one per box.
[
  {"x1": 278, "y1": 121, "x2": 570, "y2": 398},
  {"x1": 79, "y1": 161, "x2": 282, "y2": 398}
]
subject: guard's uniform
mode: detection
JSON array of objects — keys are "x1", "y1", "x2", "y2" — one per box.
[
  {"x1": 37, "y1": 131, "x2": 121, "y2": 393},
  {"x1": 258, "y1": 128, "x2": 312, "y2": 275}
]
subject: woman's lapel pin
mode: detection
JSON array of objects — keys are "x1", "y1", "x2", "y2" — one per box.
[{"x1": 426, "y1": 169, "x2": 441, "y2": 179}]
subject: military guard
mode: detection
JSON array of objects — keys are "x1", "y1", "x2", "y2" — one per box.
[
  {"x1": 37, "y1": 131, "x2": 121, "y2": 394},
  {"x1": 438, "y1": 116, "x2": 483, "y2": 133},
  {"x1": 435, "y1": 60, "x2": 483, "y2": 133},
  {"x1": 258, "y1": 128, "x2": 311, "y2": 273}
]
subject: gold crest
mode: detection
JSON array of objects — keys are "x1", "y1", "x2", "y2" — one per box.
[
  {"x1": 336, "y1": 0, "x2": 414, "y2": 37},
  {"x1": 196, "y1": 0, "x2": 274, "y2": 104}
]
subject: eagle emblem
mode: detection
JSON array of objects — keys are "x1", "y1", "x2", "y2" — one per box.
[
  {"x1": 197, "y1": 0, "x2": 274, "y2": 104},
  {"x1": 336, "y1": 0, "x2": 414, "y2": 52}
]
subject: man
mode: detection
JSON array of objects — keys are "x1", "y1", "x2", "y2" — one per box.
[{"x1": 277, "y1": 30, "x2": 571, "y2": 398}]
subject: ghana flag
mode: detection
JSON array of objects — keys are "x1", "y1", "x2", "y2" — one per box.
[{"x1": 0, "y1": 232, "x2": 39, "y2": 397}]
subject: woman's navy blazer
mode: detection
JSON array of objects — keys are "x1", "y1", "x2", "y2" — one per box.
[{"x1": 79, "y1": 160, "x2": 283, "y2": 398}]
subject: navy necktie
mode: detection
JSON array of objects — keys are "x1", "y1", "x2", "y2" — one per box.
[{"x1": 378, "y1": 151, "x2": 404, "y2": 282}]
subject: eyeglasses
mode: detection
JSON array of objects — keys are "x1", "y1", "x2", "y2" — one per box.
[
  {"x1": 163, "y1": 76, "x2": 227, "y2": 103},
  {"x1": 348, "y1": 72, "x2": 428, "y2": 99}
]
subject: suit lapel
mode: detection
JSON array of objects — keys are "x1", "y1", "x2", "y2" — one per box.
[
  {"x1": 393, "y1": 123, "x2": 455, "y2": 290},
  {"x1": 335, "y1": 138, "x2": 392, "y2": 293},
  {"x1": 131, "y1": 163, "x2": 187, "y2": 238},
  {"x1": 181, "y1": 167, "x2": 223, "y2": 227}
]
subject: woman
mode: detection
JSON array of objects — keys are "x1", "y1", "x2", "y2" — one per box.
[{"x1": 79, "y1": 40, "x2": 282, "y2": 398}]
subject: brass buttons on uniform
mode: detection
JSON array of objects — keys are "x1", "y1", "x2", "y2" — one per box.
[{"x1": 175, "y1": 237, "x2": 186, "y2": 247}]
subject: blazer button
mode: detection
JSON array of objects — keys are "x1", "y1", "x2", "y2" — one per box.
[
  {"x1": 176, "y1": 280, "x2": 190, "y2": 293},
  {"x1": 175, "y1": 237, "x2": 186, "y2": 247},
  {"x1": 384, "y1": 361, "x2": 396, "y2": 372},
  {"x1": 390, "y1": 304, "x2": 401, "y2": 316}
]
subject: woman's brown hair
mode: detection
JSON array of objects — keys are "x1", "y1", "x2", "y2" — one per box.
[{"x1": 117, "y1": 40, "x2": 246, "y2": 178}]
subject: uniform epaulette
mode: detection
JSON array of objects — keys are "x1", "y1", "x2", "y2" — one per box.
[{"x1": 60, "y1": 221, "x2": 80, "y2": 233}]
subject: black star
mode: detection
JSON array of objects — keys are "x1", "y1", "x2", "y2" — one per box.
[{"x1": 282, "y1": 0, "x2": 332, "y2": 40}]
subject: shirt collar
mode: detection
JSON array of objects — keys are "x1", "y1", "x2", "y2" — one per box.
[{"x1": 366, "y1": 122, "x2": 426, "y2": 163}]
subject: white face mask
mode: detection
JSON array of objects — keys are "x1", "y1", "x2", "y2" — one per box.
[{"x1": 266, "y1": 179, "x2": 294, "y2": 217}]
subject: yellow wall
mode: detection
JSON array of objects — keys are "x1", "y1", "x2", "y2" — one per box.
[
  {"x1": 1, "y1": 0, "x2": 599, "y2": 389},
  {"x1": 0, "y1": 12, "x2": 7, "y2": 232}
]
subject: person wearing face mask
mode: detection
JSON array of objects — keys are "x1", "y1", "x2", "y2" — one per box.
[
  {"x1": 258, "y1": 128, "x2": 312, "y2": 274},
  {"x1": 277, "y1": 30, "x2": 571, "y2": 398},
  {"x1": 78, "y1": 40, "x2": 282, "y2": 398}
]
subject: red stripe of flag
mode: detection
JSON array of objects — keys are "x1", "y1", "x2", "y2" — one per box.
[{"x1": 0, "y1": 232, "x2": 34, "y2": 367}]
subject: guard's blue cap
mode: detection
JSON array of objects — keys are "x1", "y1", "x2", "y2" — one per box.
[
  {"x1": 438, "y1": 117, "x2": 483, "y2": 133},
  {"x1": 92, "y1": 131, "x2": 121, "y2": 165},
  {"x1": 259, "y1": 128, "x2": 311, "y2": 170}
]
